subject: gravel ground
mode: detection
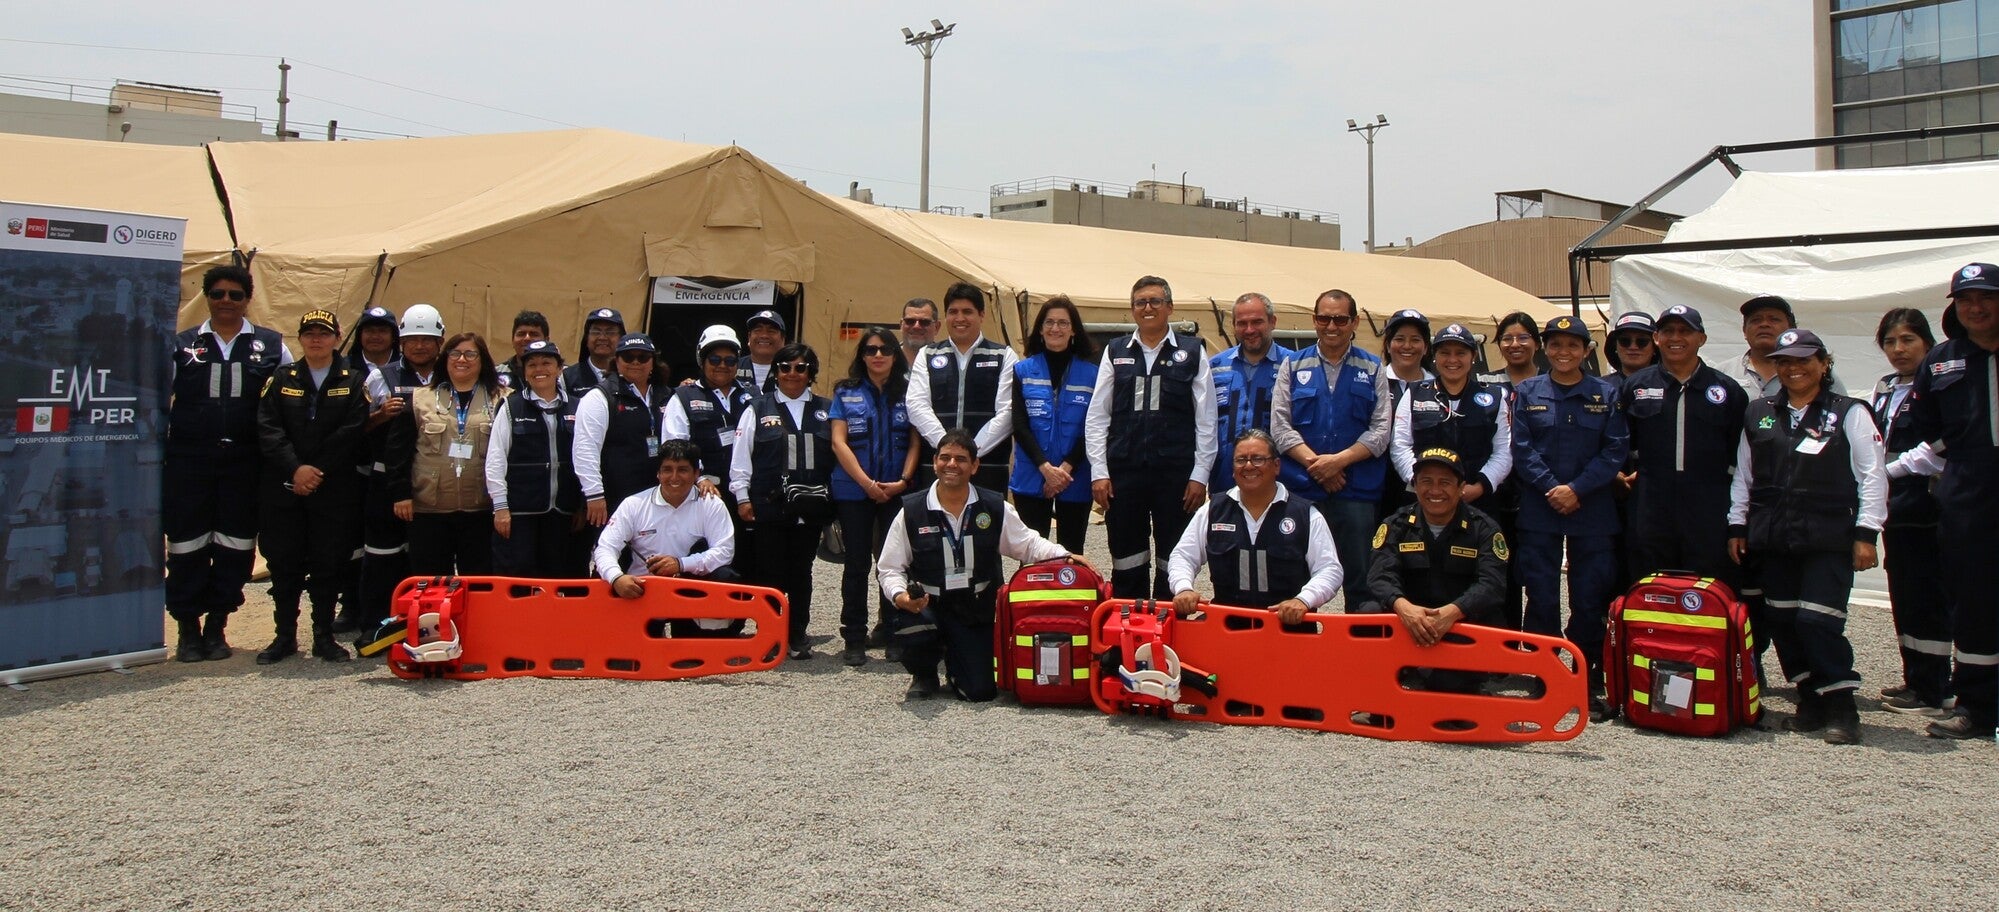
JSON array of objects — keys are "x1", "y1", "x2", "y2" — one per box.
[{"x1": 4, "y1": 529, "x2": 1996, "y2": 912}]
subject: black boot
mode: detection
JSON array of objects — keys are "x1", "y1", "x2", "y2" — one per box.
[
  {"x1": 201, "y1": 612, "x2": 232, "y2": 661},
  {"x1": 330, "y1": 606, "x2": 361, "y2": 634},
  {"x1": 311, "y1": 626, "x2": 352, "y2": 662},
  {"x1": 1822, "y1": 690, "x2": 1861, "y2": 745},
  {"x1": 173, "y1": 616, "x2": 207, "y2": 663},
  {"x1": 257, "y1": 604, "x2": 300, "y2": 665},
  {"x1": 1785, "y1": 687, "x2": 1826, "y2": 733}
]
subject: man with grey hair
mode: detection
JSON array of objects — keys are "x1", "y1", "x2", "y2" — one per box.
[{"x1": 1208, "y1": 292, "x2": 1296, "y2": 493}]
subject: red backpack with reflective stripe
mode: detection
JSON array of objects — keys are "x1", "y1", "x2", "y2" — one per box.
[
  {"x1": 1606, "y1": 571, "x2": 1762, "y2": 737},
  {"x1": 994, "y1": 559, "x2": 1107, "y2": 706}
]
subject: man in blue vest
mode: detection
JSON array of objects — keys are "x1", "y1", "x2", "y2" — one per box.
[
  {"x1": 1271, "y1": 288, "x2": 1394, "y2": 610},
  {"x1": 1210, "y1": 292, "x2": 1296, "y2": 493},
  {"x1": 1084, "y1": 276, "x2": 1218, "y2": 599},
  {"x1": 164, "y1": 265, "x2": 290, "y2": 661},
  {"x1": 1168, "y1": 429, "x2": 1340, "y2": 622},
  {"x1": 908, "y1": 282, "x2": 1018, "y2": 492}
]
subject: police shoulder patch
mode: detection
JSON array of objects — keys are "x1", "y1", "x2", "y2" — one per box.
[
  {"x1": 1491, "y1": 533, "x2": 1509, "y2": 561},
  {"x1": 1371, "y1": 523, "x2": 1387, "y2": 549}
]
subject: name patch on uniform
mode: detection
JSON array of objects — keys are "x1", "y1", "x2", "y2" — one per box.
[
  {"x1": 327, "y1": 386, "x2": 351, "y2": 396},
  {"x1": 1583, "y1": 403, "x2": 1609, "y2": 413},
  {"x1": 972, "y1": 356, "x2": 1002, "y2": 368},
  {"x1": 1112, "y1": 358, "x2": 1137, "y2": 366},
  {"x1": 760, "y1": 416, "x2": 784, "y2": 427},
  {"x1": 1931, "y1": 359, "x2": 1965, "y2": 376},
  {"x1": 1412, "y1": 400, "x2": 1443, "y2": 413},
  {"x1": 1398, "y1": 541, "x2": 1425, "y2": 553},
  {"x1": 1448, "y1": 545, "x2": 1478, "y2": 559},
  {"x1": 1522, "y1": 404, "x2": 1548, "y2": 412},
  {"x1": 1633, "y1": 387, "x2": 1665, "y2": 401},
  {"x1": 689, "y1": 399, "x2": 714, "y2": 411},
  {"x1": 280, "y1": 386, "x2": 304, "y2": 397},
  {"x1": 1211, "y1": 522, "x2": 1237, "y2": 533},
  {"x1": 916, "y1": 525, "x2": 941, "y2": 535}
]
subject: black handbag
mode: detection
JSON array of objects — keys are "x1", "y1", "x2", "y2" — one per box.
[{"x1": 781, "y1": 480, "x2": 834, "y2": 525}]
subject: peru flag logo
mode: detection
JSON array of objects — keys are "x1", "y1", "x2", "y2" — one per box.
[{"x1": 15, "y1": 406, "x2": 69, "y2": 433}]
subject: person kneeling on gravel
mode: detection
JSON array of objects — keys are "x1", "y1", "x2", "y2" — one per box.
[
  {"x1": 596, "y1": 441, "x2": 741, "y2": 637},
  {"x1": 876, "y1": 429, "x2": 1087, "y2": 700}
]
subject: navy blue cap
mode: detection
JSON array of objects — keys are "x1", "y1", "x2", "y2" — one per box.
[
  {"x1": 747, "y1": 309, "x2": 787, "y2": 334},
  {"x1": 584, "y1": 307, "x2": 625, "y2": 330},
  {"x1": 1385, "y1": 309, "x2": 1430, "y2": 341},
  {"x1": 615, "y1": 333, "x2": 656, "y2": 354},
  {"x1": 520, "y1": 339, "x2": 563, "y2": 362},
  {"x1": 1951, "y1": 262, "x2": 1999, "y2": 296},
  {"x1": 356, "y1": 306, "x2": 397, "y2": 328},
  {"x1": 1540, "y1": 314, "x2": 1592, "y2": 343},
  {"x1": 1610, "y1": 311, "x2": 1655, "y2": 336},
  {"x1": 1431, "y1": 322, "x2": 1478, "y2": 350},
  {"x1": 1655, "y1": 304, "x2": 1705, "y2": 333},
  {"x1": 1769, "y1": 328, "x2": 1827, "y2": 359}
]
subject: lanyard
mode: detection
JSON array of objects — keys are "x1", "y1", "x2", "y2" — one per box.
[{"x1": 454, "y1": 397, "x2": 470, "y2": 437}]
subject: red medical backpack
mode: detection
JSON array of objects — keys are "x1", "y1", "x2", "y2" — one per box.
[
  {"x1": 994, "y1": 558, "x2": 1108, "y2": 706},
  {"x1": 1605, "y1": 571, "x2": 1763, "y2": 737}
]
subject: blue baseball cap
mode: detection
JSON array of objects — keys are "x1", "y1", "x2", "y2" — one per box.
[{"x1": 1655, "y1": 304, "x2": 1706, "y2": 333}]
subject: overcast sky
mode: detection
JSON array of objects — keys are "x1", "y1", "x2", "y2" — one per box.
[{"x1": 4, "y1": 2, "x2": 1815, "y2": 248}]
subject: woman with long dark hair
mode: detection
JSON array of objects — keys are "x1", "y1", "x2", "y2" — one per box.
[
  {"x1": 829, "y1": 327, "x2": 919, "y2": 665},
  {"x1": 1870, "y1": 308, "x2": 1951, "y2": 716},
  {"x1": 730, "y1": 342, "x2": 834, "y2": 660},
  {"x1": 1008, "y1": 296, "x2": 1098, "y2": 553},
  {"x1": 486, "y1": 339, "x2": 584, "y2": 578},
  {"x1": 1378, "y1": 309, "x2": 1431, "y2": 519},
  {"x1": 388, "y1": 331, "x2": 504, "y2": 576}
]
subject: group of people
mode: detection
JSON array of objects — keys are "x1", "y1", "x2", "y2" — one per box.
[{"x1": 161, "y1": 263, "x2": 1999, "y2": 744}]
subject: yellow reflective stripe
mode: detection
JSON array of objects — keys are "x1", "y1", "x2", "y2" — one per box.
[
  {"x1": 1694, "y1": 704, "x2": 1716, "y2": 716},
  {"x1": 1695, "y1": 668, "x2": 1716, "y2": 681},
  {"x1": 1622, "y1": 609, "x2": 1727, "y2": 630},
  {"x1": 1008, "y1": 589, "x2": 1098, "y2": 603},
  {"x1": 1632, "y1": 654, "x2": 1650, "y2": 669},
  {"x1": 1071, "y1": 668, "x2": 1089, "y2": 680},
  {"x1": 1071, "y1": 635, "x2": 1088, "y2": 646},
  {"x1": 1748, "y1": 683, "x2": 1761, "y2": 700},
  {"x1": 1014, "y1": 635, "x2": 1033, "y2": 647},
  {"x1": 1016, "y1": 668, "x2": 1033, "y2": 680},
  {"x1": 1631, "y1": 690, "x2": 1649, "y2": 705}
]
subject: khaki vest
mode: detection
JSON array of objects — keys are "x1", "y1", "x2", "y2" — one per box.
[{"x1": 411, "y1": 384, "x2": 498, "y2": 514}]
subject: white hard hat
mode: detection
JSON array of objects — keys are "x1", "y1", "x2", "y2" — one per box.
[
  {"x1": 400, "y1": 303, "x2": 445, "y2": 338},
  {"x1": 696, "y1": 324, "x2": 741, "y2": 354}
]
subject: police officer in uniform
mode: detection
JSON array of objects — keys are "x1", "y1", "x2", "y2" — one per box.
[
  {"x1": 1363, "y1": 448, "x2": 1512, "y2": 677},
  {"x1": 877, "y1": 429, "x2": 1081, "y2": 700},
  {"x1": 562, "y1": 307, "x2": 625, "y2": 399},
  {"x1": 1908, "y1": 263, "x2": 1999, "y2": 740},
  {"x1": 664, "y1": 326, "x2": 756, "y2": 571},
  {"x1": 353, "y1": 303, "x2": 444, "y2": 640},
  {"x1": 1728, "y1": 328, "x2": 1886, "y2": 745},
  {"x1": 1511, "y1": 314, "x2": 1629, "y2": 719},
  {"x1": 1084, "y1": 276, "x2": 1217, "y2": 599},
  {"x1": 1617, "y1": 305, "x2": 1747, "y2": 582},
  {"x1": 1208, "y1": 292, "x2": 1295, "y2": 493},
  {"x1": 908, "y1": 283, "x2": 1018, "y2": 492},
  {"x1": 1167, "y1": 429, "x2": 1340, "y2": 623},
  {"x1": 164, "y1": 265, "x2": 289, "y2": 661},
  {"x1": 254, "y1": 310, "x2": 369, "y2": 663},
  {"x1": 1391, "y1": 323, "x2": 1511, "y2": 523}
]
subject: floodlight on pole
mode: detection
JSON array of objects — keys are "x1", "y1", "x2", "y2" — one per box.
[
  {"x1": 902, "y1": 19, "x2": 956, "y2": 213},
  {"x1": 1346, "y1": 113, "x2": 1390, "y2": 252}
]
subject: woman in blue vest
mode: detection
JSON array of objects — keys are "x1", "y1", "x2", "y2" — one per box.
[
  {"x1": 486, "y1": 339, "x2": 583, "y2": 578},
  {"x1": 730, "y1": 342, "x2": 834, "y2": 660},
  {"x1": 1727, "y1": 328, "x2": 1887, "y2": 744},
  {"x1": 830, "y1": 327, "x2": 918, "y2": 666},
  {"x1": 1009, "y1": 296, "x2": 1098, "y2": 554},
  {"x1": 1378, "y1": 309, "x2": 1432, "y2": 520},
  {"x1": 1869, "y1": 309, "x2": 1951, "y2": 716}
]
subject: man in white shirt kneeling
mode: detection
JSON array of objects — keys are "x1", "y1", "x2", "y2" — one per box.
[{"x1": 596, "y1": 440, "x2": 741, "y2": 638}]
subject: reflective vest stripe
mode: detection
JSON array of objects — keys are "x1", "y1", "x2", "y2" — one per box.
[
  {"x1": 1622, "y1": 609, "x2": 1727, "y2": 630},
  {"x1": 1007, "y1": 589, "x2": 1098, "y2": 603}
]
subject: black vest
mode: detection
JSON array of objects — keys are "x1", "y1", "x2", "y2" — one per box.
[
  {"x1": 168, "y1": 324, "x2": 285, "y2": 453},
  {"x1": 747, "y1": 394, "x2": 833, "y2": 508},
  {"x1": 597, "y1": 375, "x2": 669, "y2": 506},
  {"x1": 901, "y1": 486, "x2": 1007, "y2": 623},
  {"x1": 1106, "y1": 333, "x2": 1203, "y2": 470},
  {"x1": 674, "y1": 382, "x2": 754, "y2": 483},
  {"x1": 1406, "y1": 380, "x2": 1503, "y2": 482},
  {"x1": 1205, "y1": 494, "x2": 1313, "y2": 609},
  {"x1": 1744, "y1": 391, "x2": 1861, "y2": 553},
  {"x1": 737, "y1": 361, "x2": 779, "y2": 397},
  {"x1": 1872, "y1": 375, "x2": 1938, "y2": 528},
  {"x1": 500, "y1": 392, "x2": 582, "y2": 515},
  {"x1": 561, "y1": 361, "x2": 611, "y2": 400},
  {"x1": 920, "y1": 339, "x2": 1008, "y2": 435},
  {"x1": 1619, "y1": 363, "x2": 1745, "y2": 501},
  {"x1": 365, "y1": 362, "x2": 433, "y2": 469}
]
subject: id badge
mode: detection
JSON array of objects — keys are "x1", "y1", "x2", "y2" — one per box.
[
  {"x1": 1794, "y1": 437, "x2": 1828, "y2": 455},
  {"x1": 717, "y1": 428, "x2": 733, "y2": 449},
  {"x1": 646, "y1": 436, "x2": 660, "y2": 457},
  {"x1": 944, "y1": 570, "x2": 971, "y2": 591},
  {"x1": 448, "y1": 441, "x2": 474, "y2": 460}
]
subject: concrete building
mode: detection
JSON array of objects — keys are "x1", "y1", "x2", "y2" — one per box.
[
  {"x1": 988, "y1": 176, "x2": 1341, "y2": 249},
  {"x1": 1814, "y1": 0, "x2": 1999, "y2": 169},
  {"x1": 0, "y1": 80, "x2": 269, "y2": 146},
  {"x1": 1384, "y1": 190, "x2": 1676, "y2": 307}
]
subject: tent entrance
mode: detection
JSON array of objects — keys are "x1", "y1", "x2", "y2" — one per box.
[{"x1": 646, "y1": 276, "x2": 801, "y2": 384}]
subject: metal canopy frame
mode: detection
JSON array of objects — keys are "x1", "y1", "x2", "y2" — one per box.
[{"x1": 1567, "y1": 121, "x2": 1999, "y2": 316}]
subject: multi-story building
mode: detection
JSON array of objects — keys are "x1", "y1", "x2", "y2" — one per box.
[
  {"x1": 988, "y1": 176, "x2": 1341, "y2": 250},
  {"x1": 1815, "y1": 0, "x2": 1999, "y2": 168}
]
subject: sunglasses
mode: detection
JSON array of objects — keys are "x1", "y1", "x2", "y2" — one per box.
[
  {"x1": 618, "y1": 352, "x2": 655, "y2": 363},
  {"x1": 206, "y1": 289, "x2": 247, "y2": 302},
  {"x1": 705, "y1": 354, "x2": 740, "y2": 368},
  {"x1": 902, "y1": 317, "x2": 935, "y2": 328},
  {"x1": 1616, "y1": 336, "x2": 1653, "y2": 348},
  {"x1": 858, "y1": 345, "x2": 893, "y2": 357},
  {"x1": 776, "y1": 362, "x2": 812, "y2": 375},
  {"x1": 1312, "y1": 313, "x2": 1355, "y2": 327}
]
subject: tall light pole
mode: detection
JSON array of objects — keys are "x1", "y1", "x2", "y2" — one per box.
[
  {"x1": 1346, "y1": 114, "x2": 1388, "y2": 251},
  {"x1": 902, "y1": 19, "x2": 956, "y2": 213}
]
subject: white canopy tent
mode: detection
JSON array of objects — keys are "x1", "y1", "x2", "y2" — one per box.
[{"x1": 1610, "y1": 161, "x2": 1999, "y2": 390}]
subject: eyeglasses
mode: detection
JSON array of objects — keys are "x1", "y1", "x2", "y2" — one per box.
[
  {"x1": 776, "y1": 362, "x2": 812, "y2": 375},
  {"x1": 705, "y1": 355, "x2": 740, "y2": 367},
  {"x1": 1041, "y1": 320, "x2": 1073, "y2": 330},
  {"x1": 1498, "y1": 334, "x2": 1537, "y2": 345},
  {"x1": 858, "y1": 345, "x2": 892, "y2": 357},
  {"x1": 1233, "y1": 455, "x2": 1275, "y2": 467},
  {"x1": 935, "y1": 453, "x2": 974, "y2": 464},
  {"x1": 1312, "y1": 313, "x2": 1355, "y2": 327},
  {"x1": 618, "y1": 352, "x2": 655, "y2": 363},
  {"x1": 206, "y1": 289, "x2": 247, "y2": 302},
  {"x1": 1616, "y1": 336, "x2": 1653, "y2": 348},
  {"x1": 586, "y1": 327, "x2": 622, "y2": 337},
  {"x1": 1132, "y1": 298, "x2": 1169, "y2": 310},
  {"x1": 902, "y1": 317, "x2": 935, "y2": 328},
  {"x1": 445, "y1": 350, "x2": 481, "y2": 361}
]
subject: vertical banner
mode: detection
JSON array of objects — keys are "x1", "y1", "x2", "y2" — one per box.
[{"x1": 0, "y1": 201, "x2": 184, "y2": 683}]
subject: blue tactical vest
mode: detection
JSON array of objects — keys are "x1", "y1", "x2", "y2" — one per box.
[
  {"x1": 168, "y1": 324, "x2": 285, "y2": 453},
  {"x1": 1205, "y1": 494, "x2": 1314, "y2": 609},
  {"x1": 1278, "y1": 346, "x2": 1386, "y2": 502},
  {"x1": 1008, "y1": 353, "x2": 1097, "y2": 502},
  {"x1": 500, "y1": 392, "x2": 582, "y2": 516},
  {"x1": 1209, "y1": 343, "x2": 1294, "y2": 492},
  {"x1": 1106, "y1": 333, "x2": 1204, "y2": 472},
  {"x1": 831, "y1": 379, "x2": 912, "y2": 501}
]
